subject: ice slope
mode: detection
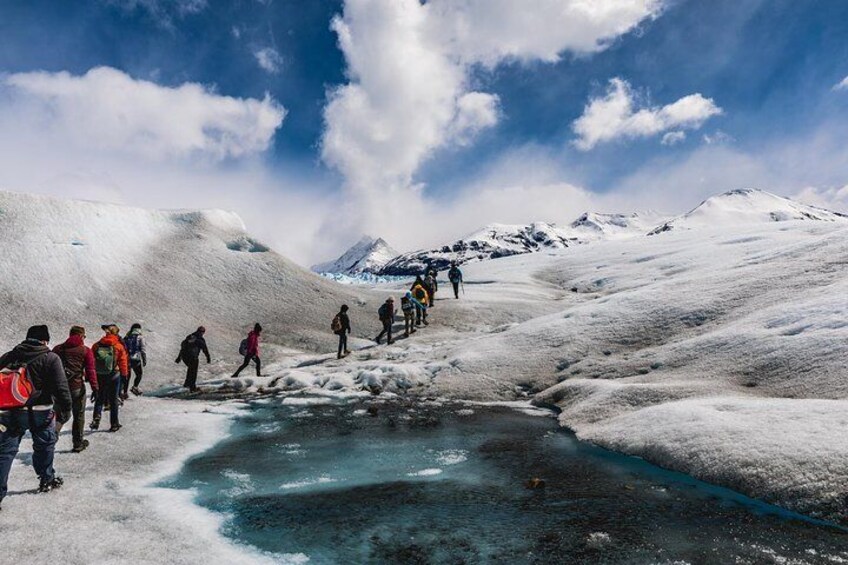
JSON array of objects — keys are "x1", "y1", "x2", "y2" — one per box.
[
  {"x1": 311, "y1": 235, "x2": 398, "y2": 275},
  {"x1": 649, "y1": 188, "x2": 848, "y2": 234},
  {"x1": 379, "y1": 222, "x2": 574, "y2": 275},
  {"x1": 0, "y1": 190, "x2": 370, "y2": 386},
  {"x1": 436, "y1": 221, "x2": 848, "y2": 522}
]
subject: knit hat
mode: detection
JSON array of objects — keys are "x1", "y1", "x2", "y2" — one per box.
[
  {"x1": 69, "y1": 325, "x2": 85, "y2": 336},
  {"x1": 26, "y1": 325, "x2": 50, "y2": 343},
  {"x1": 197, "y1": 326, "x2": 206, "y2": 334},
  {"x1": 130, "y1": 323, "x2": 142, "y2": 331}
]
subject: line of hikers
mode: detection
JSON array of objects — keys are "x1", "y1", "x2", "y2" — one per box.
[
  {"x1": 333, "y1": 264, "x2": 463, "y2": 355},
  {"x1": 0, "y1": 264, "x2": 465, "y2": 508},
  {"x1": 0, "y1": 323, "x2": 147, "y2": 509}
]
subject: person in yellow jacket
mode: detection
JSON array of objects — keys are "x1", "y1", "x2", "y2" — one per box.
[{"x1": 410, "y1": 277, "x2": 429, "y2": 326}]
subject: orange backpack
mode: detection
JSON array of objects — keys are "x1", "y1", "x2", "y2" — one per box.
[{"x1": 0, "y1": 365, "x2": 35, "y2": 409}]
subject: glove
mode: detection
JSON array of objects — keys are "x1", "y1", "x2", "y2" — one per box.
[
  {"x1": 174, "y1": 358, "x2": 181, "y2": 364},
  {"x1": 90, "y1": 390, "x2": 98, "y2": 403},
  {"x1": 56, "y1": 410, "x2": 71, "y2": 425}
]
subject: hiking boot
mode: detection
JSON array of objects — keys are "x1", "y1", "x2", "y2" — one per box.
[
  {"x1": 89, "y1": 418, "x2": 100, "y2": 431},
  {"x1": 130, "y1": 387, "x2": 142, "y2": 396},
  {"x1": 71, "y1": 440, "x2": 90, "y2": 453},
  {"x1": 108, "y1": 424, "x2": 122, "y2": 433},
  {"x1": 344, "y1": 349, "x2": 351, "y2": 355},
  {"x1": 38, "y1": 476, "x2": 64, "y2": 493},
  {"x1": 120, "y1": 392, "x2": 129, "y2": 401},
  {"x1": 387, "y1": 340, "x2": 394, "y2": 345}
]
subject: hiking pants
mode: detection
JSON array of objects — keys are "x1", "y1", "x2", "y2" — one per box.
[
  {"x1": 56, "y1": 387, "x2": 87, "y2": 449},
  {"x1": 233, "y1": 354, "x2": 261, "y2": 377},
  {"x1": 403, "y1": 311, "x2": 415, "y2": 335},
  {"x1": 183, "y1": 357, "x2": 200, "y2": 390},
  {"x1": 376, "y1": 320, "x2": 393, "y2": 344},
  {"x1": 452, "y1": 281, "x2": 460, "y2": 299},
  {"x1": 129, "y1": 359, "x2": 144, "y2": 389},
  {"x1": 337, "y1": 332, "x2": 348, "y2": 358},
  {"x1": 415, "y1": 305, "x2": 427, "y2": 325},
  {"x1": 0, "y1": 408, "x2": 57, "y2": 503},
  {"x1": 94, "y1": 373, "x2": 121, "y2": 427}
]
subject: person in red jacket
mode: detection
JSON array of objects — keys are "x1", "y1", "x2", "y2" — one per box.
[
  {"x1": 53, "y1": 326, "x2": 99, "y2": 453},
  {"x1": 91, "y1": 325, "x2": 129, "y2": 432},
  {"x1": 231, "y1": 323, "x2": 262, "y2": 378}
]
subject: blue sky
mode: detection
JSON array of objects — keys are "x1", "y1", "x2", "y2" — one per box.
[{"x1": 0, "y1": 0, "x2": 847, "y2": 262}]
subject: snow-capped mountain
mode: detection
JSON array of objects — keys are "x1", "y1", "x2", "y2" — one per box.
[
  {"x1": 0, "y1": 190, "x2": 363, "y2": 384},
  {"x1": 649, "y1": 188, "x2": 848, "y2": 235},
  {"x1": 379, "y1": 222, "x2": 573, "y2": 276},
  {"x1": 312, "y1": 235, "x2": 398, "y2": 275},
  {"x1": 570, "y1": 211, "x2": 669, "y2": 240}
]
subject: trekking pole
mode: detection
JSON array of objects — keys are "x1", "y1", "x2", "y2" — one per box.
[{"x1": 461, "y1": 281, "x2": 465, "y2": 295}]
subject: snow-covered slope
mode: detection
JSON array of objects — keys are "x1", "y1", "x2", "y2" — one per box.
[
  {"x1": 311, "y1": 235, "x2": 398, "y2": 275},
  {"x1": 570, "y1": 211, "x2": 668, "y2": 240},
  {"x1": 649, "y1": 188, "x2": 848, "y2": 234},
  {"x1": 436, "y1": 220, "x2": 848, "y2": 522},
  {"x1": 0, "y1": 190, "x2": 369, "y2": 386},
  {"x1": 379, "y1": 222, "x2": 573, "y2": 276}
]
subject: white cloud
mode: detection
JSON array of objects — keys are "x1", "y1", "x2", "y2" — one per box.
[
  {"x1": 426, "y1": 0, "x2": 664, "y2": 66},
  {"x1": 832, "y1": 75, "x2": 848, "y2": 91},
  {"x1": 0, "y1": 66, "x2": 339, "y2": 265},
  {"x1": 702, "y1": 130, "x2": 733, "y2": 145},
  {"x1": 254, "y1": 47, "x2": 283, "y2": 74},
  {"x1": 572, "y1": 78, "x2": 722, "y2": 150},
  {"x1": 661, "y1": 131, "x2": 685, "y2": 146},
  {"x1": 321, "y1": 0, "x2": 664, "y2": 248},
  {"x1": 2, "y1": 67, "x2": 285, "y2": 161}
]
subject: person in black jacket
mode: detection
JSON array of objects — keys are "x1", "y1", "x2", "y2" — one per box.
[
  {"x1": 175, "y1": 326, "x2": 211, "y2": 393},
  {"x1": 0, "y1": 325, "x2": 72, "y2": 507},
  {"x1": 334, "y1": 305, "x2": 352, "y2": 359}
]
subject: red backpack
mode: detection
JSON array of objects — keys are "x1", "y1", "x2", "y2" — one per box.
[{"x1": 0, "y1": 364, "x2": 35, "y2": 409}]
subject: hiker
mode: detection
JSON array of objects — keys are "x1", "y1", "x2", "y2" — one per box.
[
  {"x1": 123, "y1": 323, "x2": 147, "y2": 397},
  {"x1": 232, "y1": 324, "x2": 262, "y2": 378},
  {"x1": 401, "y1": 292, "x2": 422, "y2": 337},
  {"x1": 424, "y1": 270, "x2": 438, "y2": 307},
  {"x1": 53, "y1": 326, "x2": 98, "y2": 453},
  {"x1": 0, "y1": 325, "x2": 72, "y2": 505},
  {"x1": 448, "y1": 262, "x2": 463, "y2": 299},
  {"x1": 411, "y1": 279, "x2": 429, "y2": 326},
  {"x1": 176, "y1": 326, "x2": 211, "y2": 393},
  {"x1": 375, "y1": 298, "x2": 396, "y2": 345},
  {"x1": 91, "y1": 324, "x2": 129, "y2": 433},
  {"x1": 332, "y1": 305, "x2": 352, "y2": 359}
]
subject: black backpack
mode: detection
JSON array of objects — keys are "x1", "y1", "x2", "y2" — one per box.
[{"x1": 180, "y1": 334, "x2": 200, "y2": 358}]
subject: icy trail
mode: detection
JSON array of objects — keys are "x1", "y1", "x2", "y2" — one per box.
[{"x1": 1, "y1": 191, "x2": 847, "y2": 560}]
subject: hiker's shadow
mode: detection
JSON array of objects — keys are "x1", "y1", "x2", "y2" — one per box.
[{"x1": 5, "y1": 487, "x2": 39, "y2": 496}]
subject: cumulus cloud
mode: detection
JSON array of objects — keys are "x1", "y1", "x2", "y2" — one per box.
[
  {"x1": 321, "y1": 0, "x2": 663, "y2": 249},
  {"x1": 254, "y1": 47, "x2": 283, "y2": 74},
  {"x1": 832, "y1": 75, "x2": 848, "y2": 91},
  {"x1": 427, "y1": 0, "x2": 664, "y2": 66},
  {"x1": 0, "y1": 66, "x2": 336, "y2": 264},
  {"x1": 572, "y1": 78, "x2": 722, "y2": 150},
  {"x1": 2, "y1": 67, "x2": 285, "y2": 161}
]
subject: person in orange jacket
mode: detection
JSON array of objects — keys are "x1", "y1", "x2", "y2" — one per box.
[{"x1": 90, "y1": 324, "x2": 129, "y2": 432}]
